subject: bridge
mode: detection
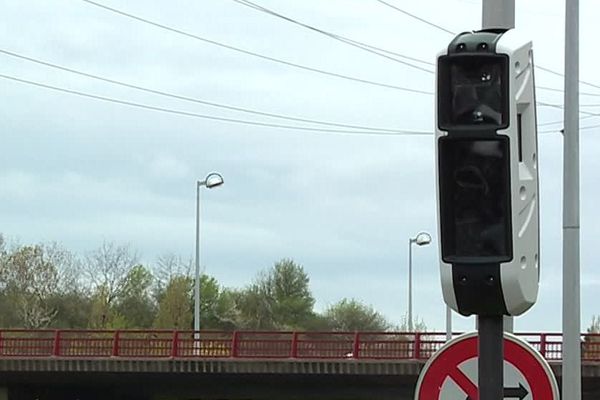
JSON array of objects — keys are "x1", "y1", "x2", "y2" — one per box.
[{"x1": 1, "y1": 329, "x2": 600, "y2": 399}]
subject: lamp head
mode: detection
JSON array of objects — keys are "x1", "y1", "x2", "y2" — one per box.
[
  {"x1": 204, "y1": 172, "x2": 224, "y2": 189},
  {"x1": 415, "y1": 232, "x2": 432, "y2": 246}
]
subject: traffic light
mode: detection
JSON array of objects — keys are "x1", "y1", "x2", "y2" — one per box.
[{"x1": 435, "y1": 29, "x2": 539, "y2": 317}]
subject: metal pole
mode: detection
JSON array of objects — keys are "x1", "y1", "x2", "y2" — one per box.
[
  {"x1": 478, "y1": 315, "x2": 504, "y2": 400},
  {"x1": 563, "y1": 0, "x2": 581, "y2": 398},
  {"x1": 446, "y1": 306, "x2": 452, "y2": 341},
  {"x1": 482, "y1": 0, "x2": 516, "y2": 336},
  {"x1": 482, "y1": 0, "x2": 514, "y2": 29},
  {"x1": 408, "y1": 238, "x2": 413, "y2": 332},
  {"x1": 483, "y1": 0, "x2": 516, "y2": 338},
  {"x1": 194, "y1": 181, "x2": 201, "y2": 334},
  {"x1": 479, "y1": 2, "x2": 514, "y2": 398}
]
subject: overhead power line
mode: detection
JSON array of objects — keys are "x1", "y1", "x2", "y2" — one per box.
[
  {"x1": 374, "y1": 0, "x2": 455, "y2": 35},
  {"x1": 0, "y1": 48, "x2": 408, "y2": 134},
  {"x1": 537, "y1": 101, "x2": 598, "y2": 117},
  {"x1": 229, "y1": 0, "x2": 434, "y2": 72},
  {"x1": 79, "y1": 0, "x2": 432, "y2": 95},
  {"x1": 536, "y1": 85, "x2": 600, "y2": 97},
  {"x1": 5, "y1": 47, "x2": 578, "y2": 130},
  {"x1": 537, "y1": 114, "x2": 597, "y2": 127},
  {"x1": 538, "y1": 123, "x2": 600, "y2": 134},
  {"x1": 1, "y1": 73, "x2": 581, "y2": 135},
  {"x1": 374, "y1": 0, "x2": 600, "y2": 93},
  {"x1": 0, "y1": 74, "x2": 432, "y2": 136},
  {"x1": 536, "y1": 65, "x2": 600, "y2": 92}
]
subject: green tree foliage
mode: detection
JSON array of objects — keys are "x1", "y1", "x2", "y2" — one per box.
[
  {"x1": 235, "y1": 259, "x2": 316, "y2": 330},
  {"x1": 153, "y1": 253, "x2": 191, "y2": 304},
  {"x1": 0, "y1": 234, "x2": 428, "y2": 332},
  {"x1": 583, "y1": 316, "x2": 600, "y2": 359},
  {"x1": 154, "y1": 275, "x2": 193, "y2": 329},
  {"x1": 84, "y1": 242, "x2": 143, "y2": 328},
  {"x1": 0, "y1": 244, "x2": 61, "y2": 328},
  {"x1": 84, "y1": 242, "x2": 139, "y2": 307},
  {"x1": 0, "y1": 237, "x2": 20, "y2": 327},
  {"x1": 88, "y1": 284, "x2": 127, "y2": 329},
  {"x1": 115, "y1": 265, "x2": 155, "y2": 328},
  {"x1": 200, "y1": 275, "x2": 238, "y2": 330},
  {"x1": 234, "y1": 284, "x2": 275, "y2": 330},
  {"x1": 47, "y1": 291, "x2": 92, "y2": 329},
  {"x1": 323, "y1": 298, "x2": 391, "y2": 332}
]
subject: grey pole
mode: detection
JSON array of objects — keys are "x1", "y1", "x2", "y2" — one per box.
[
  {"x1": 478, "y1": 316, "x2": 504, "y2": 400},
  {"x1": 446, "y1": 306, "x2": 452, "y2": 341},
  {"x1": 408, "y1": 238, "x2": 413, "y2": 332},
  {"x1": 194, "y1": 181, "x2": 201, "y2": 334},
  {"x1": 193, "y1": 172, "x2": 224, "y2": 338},
  {"x1": 479, "y1": 2, "x2": 514, "y2": 399},
  {"x1": 562, "y1": 0, "x2": 581, "y2": 398},
  {"x1": 482, "y1": 0, "x2": 515, "y2": 29},
  {"x1": 482, "y1": 0, "x2": 516, "y2": 337}
]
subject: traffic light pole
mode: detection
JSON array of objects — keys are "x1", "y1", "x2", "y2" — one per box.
[
  {"x1": 478, "y1": 315, "x2": 504, "y2": 400},
  {"x1": 480, "y1": 1, "x2": 514, "y2": 399},
  {"x1": 563, "y1": 0, "x2": 581, "y2": 399},
  {"x1": 482, "y1": 0, "x2": 515, "y2": 336},
  {"x1": 482, "y1": 0, "x2": 514, "y2": 29}
]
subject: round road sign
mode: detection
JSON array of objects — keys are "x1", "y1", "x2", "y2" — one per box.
[{"x1": 414, "y1": 332, "x2": 558, "y2": 400}]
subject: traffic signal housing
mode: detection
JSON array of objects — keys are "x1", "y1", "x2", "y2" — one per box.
[{"x1": 435, "y1": 29, "x2": 539, "y2": 317}]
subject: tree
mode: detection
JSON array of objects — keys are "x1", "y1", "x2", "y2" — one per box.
[
  {"x1": 115, "y1": 265, "x2": 155, "y2": 328},
  {"x1": 83, "y1": 242, "x2": 139, "y2": 327},
  {"x1": 0, "y1": 236, "x2": 19, "y2": 327},
  {"x1": 583, "y1": 316, "x2": 600, "y2": 360},
  {"x1": 153, "y1": 253, "x2": 192, "y2": 305},
  {"x1": 234, "y1": 284, "x2": 275, "y2": 330},
  {"x1": 235, "y1": 259, "x2": 316, "y2": 330},
  {"x1": 0, "y1": 244, "x2": 61, "y2": 328},
  {"x1": 47, "y1": 291, "x2": 92, "y2": 329},
  {"x1": 199, "y1": 275, "x2": 238, "y2": 330},
  {"x1": 154, "y1": 275, "x2": 193, "y2": 329},
  {"x1": 323, "y1": 298, "x2": 391, "y2": 332}
]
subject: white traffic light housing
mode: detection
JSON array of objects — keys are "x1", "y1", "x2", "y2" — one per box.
[{"x1": 435, "y1": 29, "x2": 539, "y2": 317}]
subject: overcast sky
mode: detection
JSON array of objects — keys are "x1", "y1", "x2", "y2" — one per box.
[{"x1": 1, "y1": 0, "x2": 599, "y2": 333}]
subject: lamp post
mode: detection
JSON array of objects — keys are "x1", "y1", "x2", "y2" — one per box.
[
  {"x1": 194, "y1": 172, "x2": 224, "y2": 334},
  {"x1": 407, "y1": 231, "x2": 431, "y2": 332}
]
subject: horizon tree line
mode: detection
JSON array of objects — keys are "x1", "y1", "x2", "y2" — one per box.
[{"x1": 0, "y1": 234, "x2": 424, "y2": 332}]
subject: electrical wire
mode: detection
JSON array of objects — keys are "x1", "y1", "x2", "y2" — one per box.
[
  {"x1": 536, "y1": 65, "x2": 600, "y2": 92},
  {"x1": 81, "y1": 0, "x2": 600, "y2": 101},
  {"x1": 538, "y1": 114, "x2": 597, "y2": 127},
  {"x1": 538, "y1": 123, "x2": 600, "y2": 134},
  {"x1": 0, "y1": 48, "x2": 408, "y2": 134},
  {"x1": 3, "y1": 73, "x2": 579, "y2": 136},
  {"x1": 79, "y1": 0, "x2": 432, "y2": 95},
  {"x1": 0, "y1": 73, "x2": 432, "y2": 136},
  {"x1": 229, "y1": 0, "x2": 435, "y2": 72},
  {"x1": 536, "y1": 85, "x2": 600, "y2": 97},
  {"x1": 374, "y1": 0, "x2": 455, "y2": 35},
  {"x1": 8, "y1": 46, "x2": 574, "y2": 129},
  {"x1": 374, "y1": 0, "x2": 600, "y2": 95}
]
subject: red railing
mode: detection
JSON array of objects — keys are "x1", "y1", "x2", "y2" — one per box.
[{"x1": 0, "y1": 330, "x2": 598, "y2": 361}]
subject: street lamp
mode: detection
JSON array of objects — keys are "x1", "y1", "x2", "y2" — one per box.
[
  {"x1": 194, "y1": 172, "x2": 224, "y2": 334},
  {"x1": 408, "y1": 231, "x2": 431, "y2": 332}
]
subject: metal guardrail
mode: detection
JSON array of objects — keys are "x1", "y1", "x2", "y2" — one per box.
[{"x1": 0, "y1": 330, "x2": 598, "y2": 361}]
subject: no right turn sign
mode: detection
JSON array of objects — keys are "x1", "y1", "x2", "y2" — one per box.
[{"x1": 414, "y1": 332, "x2": 559, "y2": 400}]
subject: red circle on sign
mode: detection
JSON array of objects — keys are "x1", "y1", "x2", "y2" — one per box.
[{"x1": 415, "y1": 333, "x2": 557, "y2": 400}]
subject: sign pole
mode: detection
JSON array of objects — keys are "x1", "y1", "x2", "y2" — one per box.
[
  {"x1": 480, "y1": 1, "x2": 514, "y2": 399},
  {"x1": 482, "y1": 0, "x2": 516, "y2": 336},
  {"x1": 562, "y1": 0, "x2": 581, "y2": 398},
  {"x1": 478, "y1": 316, "x2": 504, "y2": 400}
]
